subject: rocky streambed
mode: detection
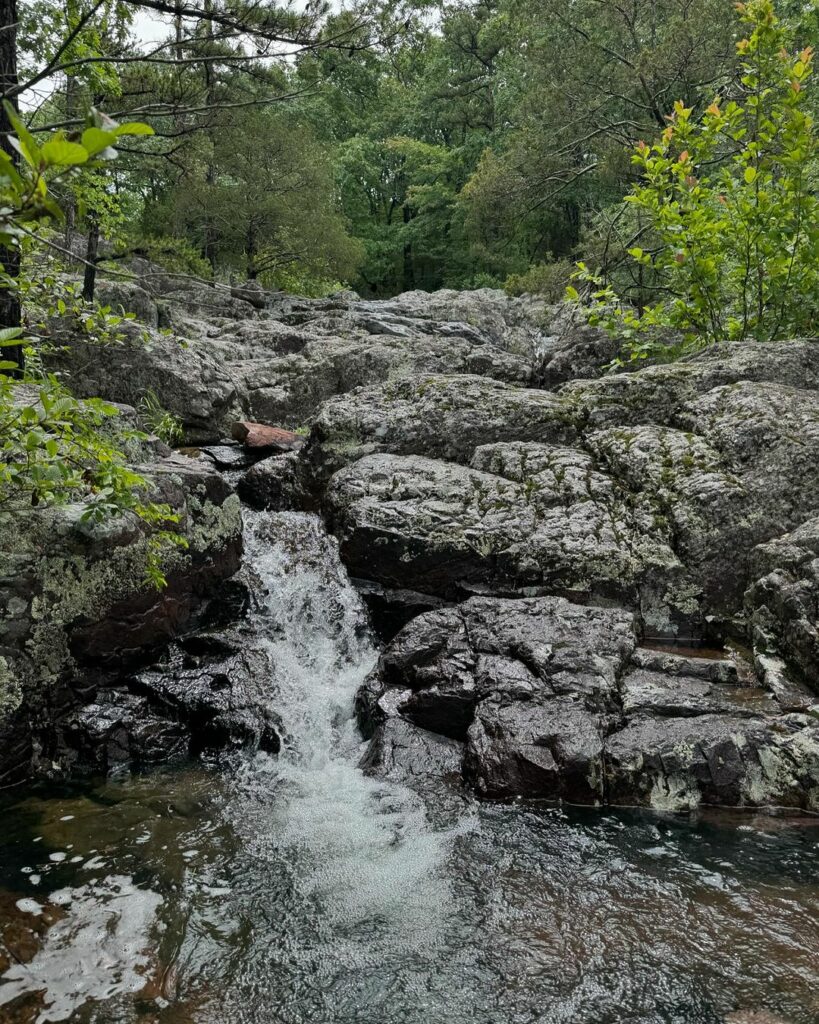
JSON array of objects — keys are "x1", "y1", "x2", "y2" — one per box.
[{"x1": 1, "y1": 272, "x2": 819, "y2": 1021}]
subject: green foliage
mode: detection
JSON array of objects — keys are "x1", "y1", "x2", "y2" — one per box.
[
  {"x1": 144, "y1": 106, "x2": 361, "y2": 290},
  {"x1": 136, "y1": 236, "x2": 214, "y2": 281},
  {"x1": 138, "y1": 389, "x2": 183, "y2": 446},
  {"x1": 571, "y1": 0, "x2": 819, "y2": 363},
  {"x1": 0, "y1": 370, "x2": 186, "y2": 587},
  {"x1": 0, "y1": 104, "x2": 153, "y2": 249},
  {"x1": 0, "y1": 107, "x2": 185, "y2": 587},
  {"x1": 504, "y1": 259, "x2": 573, "y2": 300}
]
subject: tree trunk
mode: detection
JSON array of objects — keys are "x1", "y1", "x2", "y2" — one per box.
[
  {"x1": 82, "y1": 219, "x2": 100, "y2": 302},
  {"x1": 201, "y1": 0, "x2": 217, "y2": 282},
  {"x1": 246, "y1": 220, "x2": 257, "y2": 280},
  {"x1": 0, "y1": 0, "x2": 23, "y2": 376},
  {"x1": 402, "y1": 205, "x2": 414, "y2": 292}
]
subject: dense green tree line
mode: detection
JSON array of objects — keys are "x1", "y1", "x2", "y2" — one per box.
[{"x1": 7, "y1": 0, "x2": 818, "y2": 299}]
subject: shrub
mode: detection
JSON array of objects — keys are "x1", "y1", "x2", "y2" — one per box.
[
  {"x1": 505, "y1": 259, "x2": 574, "y2": 300},
  {"x1": 570, "y1": 0, "x2": 819, "y2": 364}
]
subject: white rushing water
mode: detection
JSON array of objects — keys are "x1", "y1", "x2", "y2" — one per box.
[
  {"x1": 227, "y1": 511, "x2": 466, "y2": 956},
  {"x1": 4, "y1": 510, "x2": 816, "y2": 1024}
]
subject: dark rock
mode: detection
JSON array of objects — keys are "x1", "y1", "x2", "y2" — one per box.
[
  {"x1": 65, "y1": 690, "x2": 190, "y2": 772},
  {"x1": 0, "y1": 451, "x2": 243, "y2": 783},
  {"x1": 237, "y1": 452, "x2": 315, "y2": 511},
  {"x1": 353, "y1": 579, "x2": 448, "y2": 643},
  {"x1": 198, "y1": 443, "x2": 266, "y2": 470},
  {"x1": 358, "y1": 593, "x2": 819, "y2": 811},
  {"x1": 359, "y1": 596, "x2": 635, "y2": 797},
  {"x1": 360, "y1": 718, "x2": 464, "y2": 783},
  {"x1": 465, "y1": 696, "x2": 606, "y2": 802}
]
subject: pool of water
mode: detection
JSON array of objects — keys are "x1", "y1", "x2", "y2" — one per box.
[
  {"x1": 1, "y1": 767, "x2": 818, "y2": 1024},
  {"x1": 1, "y1": 511, "x2": 817, "y2": 1024}
]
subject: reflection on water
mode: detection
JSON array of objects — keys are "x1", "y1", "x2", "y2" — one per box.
[
  {"x1": 1, "y1": 771, "x2": 818, "y2": 1024},
  {"x1": 1, "y1": 512, "x2": 818, "y2": 1024}
]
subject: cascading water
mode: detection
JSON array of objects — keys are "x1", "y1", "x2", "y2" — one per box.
[
  {"x1": 226, "y1": 511, "x2": 466, "y2": 952},
  {"x1": 2, "y1": 510, "x2": 819, "y2": 1024}
]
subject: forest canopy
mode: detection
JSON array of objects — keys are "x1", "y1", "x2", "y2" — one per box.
[{"x1": 5, "y1": 0, "x2": 816, "y2": 303}]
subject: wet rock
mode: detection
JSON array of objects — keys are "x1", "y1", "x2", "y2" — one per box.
[
  {"x1": 360, "y1": 718, "x2": 464, "y2": 783},
  {"x1": 237, "y1": 452, "x2": 315, "y2": 511},
  {"x1": 359, "y1": 593, "x2": 819, "y2": 811},
  {"x1": 0, "y1": 451, "x2": 243, "y2": 783},
  {"x1": 360, "y1": 596, "x2": 635, "y2": 798},
  {"x1": 465, "y1": 697, "x2": 607, "y2": 802},
  {"x1": 65, "y1": 690, "x2": 190, "y2": 772},
  {"x1": 605, "y1": 712, "x2": 819, "y2": 812},
  {"x1": 198, "y1": 443, "x2": 264, "y2": 471}
]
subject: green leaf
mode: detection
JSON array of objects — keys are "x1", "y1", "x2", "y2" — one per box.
[
  {"x1": 81, "y1": 127, "x2": 118, "y2": 157},
  {"x1": 113, "y1": 122, "x2": 154, "y2": 137},
  {"x1": 40, "y1": 138, "x2": 90, "y2": 167},
  {"x1": 744, "y1": 166, "x2": 757, "y2": 184}
]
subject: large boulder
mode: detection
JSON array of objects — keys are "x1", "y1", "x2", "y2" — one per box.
[
  {"x1": 0, "y1": 450, "x2": 243, "y2": 782},
  {"x1": 326, "y1": 451, "x2": 692, "y2": 634},
  {"x1": 360, "y1": 595, "x2": 819, "y2": 811},
  {"x1": 559, "y1": 339, "x2": 819, "y2": 429},
  {"x1": 304, "y1": 374, "x2": 576, "y2": 483}
]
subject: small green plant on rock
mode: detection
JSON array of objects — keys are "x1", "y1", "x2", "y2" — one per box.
[
  {"x1": 138, "y1": 389, "x2": 183, "y2": 445},
  {"x1": 569, "y1": 0, "x2": 819, "y2": 363}
]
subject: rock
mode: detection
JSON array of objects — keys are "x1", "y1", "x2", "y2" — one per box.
[
  {"x1": 230, "y1": 280, "x2": 267, "y2": 309},
  {"x1": 51, "y1": 327, "x2": 244, "y2": 444},
  {"x1": 50, "y1": 280, "x2": 543, "y2": 443},
  {"x1": 353, "y1": 578, "x2": 448, "y2": 643},
  {"x1": 231, "y1": 421, "x2": 304, "y2": 451},
  {"x1": 237, "y1": 452, "x2": 314, "y2": 511},
  {"x1": 559, "y1": 339, "x2": 819, "y2": 429},
  {"x1": 306, "y1": 374, "x2": 575, "y2": 485},
  {"x1": 197, "y1": 443, "x2": 263, "y2": 471},
  {"x1": 604, "y1": 712, "x2": 819, "y2": 812},
  {"x1": 359, "y1": 596, "x2": 634, "y2": 798},
  {"x1": 465, "y1": 696, "x2": 607, "y2": 802},
  {"x1": 745, "y1": 517, "x2": 819, "y2": 691},
  {"x1": 0, "y1": 450, "x2": 243, "y2": 783},
  {"x1": 327, "y1": 452, "x2": 690, "y2": 632},
  {"x1": 64, "y1": 689, "x2": 191, "y2": 772},
  {"x1": 95, "y1": 279, "x2": 159, "y2": 327},
  {"x1": 360, "y1": 718, "x2": 464, "y2": 783},
  {"x1": 358, "y1": 593, "x2": 819, "y2": 811}
]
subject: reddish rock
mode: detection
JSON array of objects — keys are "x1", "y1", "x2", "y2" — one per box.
[{"x1": 231, "y1": 421, "x2": 303, "y2": 451}]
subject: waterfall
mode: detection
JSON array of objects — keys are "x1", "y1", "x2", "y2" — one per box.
[{"x1": 226, "y1": 510, "x2": 463, "y2": 952}]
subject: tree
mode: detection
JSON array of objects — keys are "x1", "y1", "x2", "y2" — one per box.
[
  {"x1": 459, "y1": 0, "x2": 739, "y2": 276},
  {"x1": 146, "y1": 104, "x2": 362, "y2": 291},
  {"x1": 572, "y1": 0, "x2": 819, "y2": 362}
]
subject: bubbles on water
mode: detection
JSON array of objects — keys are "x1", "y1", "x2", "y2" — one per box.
[{"x1": 228, "y1": 512, "x2": 464, "y2": 958}]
